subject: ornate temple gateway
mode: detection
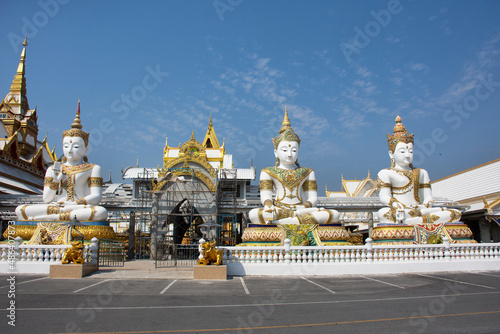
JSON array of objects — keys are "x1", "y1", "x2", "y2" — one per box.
[{"x1": 122, "y1": 115, "x2": 256, "y2": 246}]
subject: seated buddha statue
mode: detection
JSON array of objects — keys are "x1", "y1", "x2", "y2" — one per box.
[
  {"x1": 248, "y1": 110, "x2": 339, "y2": 226},
  {"x1": 15, "y1": 102, "x2": 107, "y2": 222},
  {"x1": 376, "y1": 116, "x2": 461, "y2": 226}
]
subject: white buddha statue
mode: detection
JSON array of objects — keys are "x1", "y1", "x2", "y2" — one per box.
[
  {"x1": 377, "y1": 116, "x2": 461, "y2": 225},
  {"x1": 248, "y1": 110, "x2": 339, "y2": 226},
  {"x1": 15, "y1": 102, "x2": 108, "y2": 222}
]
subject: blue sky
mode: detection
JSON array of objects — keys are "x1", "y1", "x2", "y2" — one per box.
[{"x1": 1, "y1": 1, "x2": 499, "y2": 192}]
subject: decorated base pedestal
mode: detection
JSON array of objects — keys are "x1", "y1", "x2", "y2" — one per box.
[
  {"x1": 371, "y1": 223, "x2": 476, "y2": 245},
  {"x1": 49, "y1": 263, "x2": 98, "y2": 279},
  {"x1": 194, "y1": 265, "x2": 227, "y2": 280},
  {"x1": 2, "y1": 221, "x2": 116, "y2": 243},
  {"x1": 239, "y1": 223, "x2": 352, "y2": 246}
]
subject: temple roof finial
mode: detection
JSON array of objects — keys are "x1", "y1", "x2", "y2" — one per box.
[
  {"x1": 6, "y1": 36, "x2": 29, "y2": 112},
  {"x1": 17, "y1": 37, "x2": 27, "y2": 75}
]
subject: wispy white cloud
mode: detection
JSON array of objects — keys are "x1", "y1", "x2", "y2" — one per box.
[
  {"x1": 408, "y1": 62, "x2": 428, "y2": 71},
  {"x1": 437, "y1": 34, "x2": 500, "y2": 107},
  {"x1": 337, "y1": 106, "x2": 370, "y2": 132}
]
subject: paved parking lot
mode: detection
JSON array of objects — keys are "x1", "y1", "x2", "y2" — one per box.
[{"x1": 1, "y1": 270, "x2": 500, "y2": 334}]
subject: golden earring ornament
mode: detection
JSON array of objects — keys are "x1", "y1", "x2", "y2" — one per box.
[
  {"x1": 275, "y1": 157, "x2": 280, "y2": 167},
  {"x1": 391, "y1": 158, "x2": 395, "y2": 168}
]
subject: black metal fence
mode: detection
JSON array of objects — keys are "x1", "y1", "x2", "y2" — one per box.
[
  {"x1": 155, "y1": 242, "x2": 199, "y2": 268},
  {"x1": 99, "y1": 239, "x2": 126, "y2": 267}
]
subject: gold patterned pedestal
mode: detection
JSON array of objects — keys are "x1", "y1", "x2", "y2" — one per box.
[
  {"x1": 2, "y1": 221, "x2": 116, "y2": 243},
  {"x1": 371, "y1": 223, "x2": 476, "y2": 245},
  {"x1": 239, "y1": 224, "x2": 351, "y2": 246}
]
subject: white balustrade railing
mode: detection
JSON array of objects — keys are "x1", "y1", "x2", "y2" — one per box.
[
  {"x1": 0, "y1": 237, "x2": 99, "y2": 273},
  {"x1": 222, "y1": 238, "x2": 500, "y2": 276}
]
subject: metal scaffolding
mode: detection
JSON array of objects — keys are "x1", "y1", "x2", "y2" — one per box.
[{"x1": 217, "y1": 169, "x2": 240, "y2": 246}]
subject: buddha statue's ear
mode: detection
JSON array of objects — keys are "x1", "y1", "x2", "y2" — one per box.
[{"x1": 388, "y1": 150, "x2": 395, "y2": 168}]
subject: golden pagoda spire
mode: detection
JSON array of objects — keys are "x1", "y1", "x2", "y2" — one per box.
[
  {"x1": 5, "y1": 36, "x2": 30, "y2": 115},
  {"x1": 202, "y1": 114, "x2": 220, "y2": 149}
]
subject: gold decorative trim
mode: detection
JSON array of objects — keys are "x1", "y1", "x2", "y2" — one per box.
[
  {"x1": 257, "y1": 208, "x2": 266, "y2": 224},
  {"x1": 59, "y1": 212, "x2": 71, "y2": 221},
  {"x1": 76, "y1": 198, "x2": 87, "y2": 205},
  {"x1": 47, "y1": 205, "x2": 60, "y2": 215},
  {"x1": 62, "y1": 163, "x2": 95, "y2": 176},
  {"x1": 163, "y1": 156, "x2": 216, "y2": 178},
  {"x1": 321, "y1": 208, "x2": 333, "y2": 224},
  {"x1": 302, "y1": 180, "x2": 317, "y2": 192},
  {"x1": 259, "y1": 180, "x2": 274, "y2": 191},
  {"x1": 89, "y1": 206, "x2": 96, "y2": 221},
  {"x1": 20, "y1": 205, "x2": 29, "y2": 220},
  {"x1": 88, "y1": 177, "x2": 103, "y2": 187},
  {"x1": 447, "y1": 209, "x2": 461, "y2": 223},
  {"x1": 296, "y1": 212, "x2": 318, "y2": 225}
]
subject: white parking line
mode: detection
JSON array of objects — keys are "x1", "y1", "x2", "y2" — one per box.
[
  {"x1": 472, "y1": 272, "x2": 500, "y2": 278},
  {"x1": 301, "y1": 277, "x2": 336, "y2": 294},
  {"x1": 160, "y1": 280, "x2": 177, "y2": 294},
  {"x1": 417, "y1": 274, "x2": 496, "y2": 290},
  {"x1": 0, "y1": 276, "x2": 49, "y2": 289},
  {"x1": 73, "y1": 279, "x2": 112, "y2": 293},
  {"x1": 360, "y1": 275, "x2": 405, "y2": 289},
  {"x1": 239, "y1": 277, "x2": 250, "y2": 295}
]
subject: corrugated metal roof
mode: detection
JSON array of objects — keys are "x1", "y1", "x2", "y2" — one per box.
[
  {"x1": 103, "y1": 183, "x2": 120, "y2": 194},
  {"x1": 122, "y1": 167, "x2": 158, "y2": 179},
  {"x1": 432, "y1": 159, "x2": 500, "y2": 202},
  {"x1": 218, "y1": 168, "x2": 255, "y2": 180}
]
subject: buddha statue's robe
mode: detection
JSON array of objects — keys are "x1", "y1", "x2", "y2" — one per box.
[
  {"x1": 377, "y1": 167, "x2": 461, "y2": 225},
  {"x1": 15, "y1": 162, "x2": 107, "y2": 222},
  {"x1": 249, "y1": 166, "x2": 339, "y2": 225}
]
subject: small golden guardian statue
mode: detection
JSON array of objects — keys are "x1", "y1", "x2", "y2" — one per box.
[{"x1": 197, "y1": 238, "x2": 223, "y2": 265}]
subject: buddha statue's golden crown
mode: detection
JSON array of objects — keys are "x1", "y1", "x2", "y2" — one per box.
[
  {"x1": 272, "y1": 108, "x2": 301, "y2": 149},
  {"x1": 62, "y1": 101, "x2": 89, "y2": 146},
  {"x1": 386, "y1": 115, "x2": 413, "y2": 152}
]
